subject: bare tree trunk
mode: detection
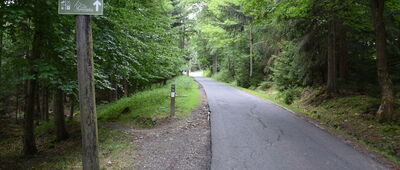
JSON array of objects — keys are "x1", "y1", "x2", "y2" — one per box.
[
  {"x1": 371, "y1": 0, "x2": 395, "y2": 122},
  {"x1": 35, "y1": 84, "x2": 41, "y2": 121},
  {"x1": 212, "y1": 55, "x2": 218, "y2": 75},
  {"x1": 249, "y1": 19, "x2": 253, "y2": 77},
  {"x1": 187, "y1": 60, "x2": 190, "y2": 76},
  {"x1": 69, "y1": 103, "x2": 74, "y2": 120},
  {"x1": 23, "y1": 29, "x2": 41, "y2": 155},
  {"x1": 326, "y1": 19, "x2": 337, "y2": 95},
  {"x1": 76, "y1": 15, "x2": 100, "y2": 169},
  {"x1": 114, "y1": 81, "x2": 118, "y2": 101},
  {"x1": 123, "y1": 79, "x2": 129, "y2": 97},
  {"x1": 111, "y1": 75, "x2": 118, "y2": 101},
  {"x1": 43, "y1": 88, "x2": 49, "y2": 122},
  {"x1": 0, "y1": 26, "x2": 3, "y2": 78},
  {"x1": 16, "y1": 91, "x2": 19, "y2": 123},
  {"x1": 338, "y1": 23, "x2": 347, "y2": 80},
  {"x1": 54, "y1": 89, "x2": 69, "y2": 141},
  {"x1": 24, "y1": 78, "x2": 37, "y2": 155}
]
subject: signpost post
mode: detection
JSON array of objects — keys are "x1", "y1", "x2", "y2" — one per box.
[
  {"x1": 170, "y1": 84, "x2": 176, "y2": 117},
  {"x1": 59, "y1": 0, "x2": 103, "y2": 169}
]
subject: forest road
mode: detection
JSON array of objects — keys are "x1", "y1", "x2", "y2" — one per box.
[{"x1": 194, "y1": 76, "x2": 389, "y2": 170}]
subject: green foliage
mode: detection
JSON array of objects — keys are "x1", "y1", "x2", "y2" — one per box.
[
  {"x1": 271, "y1": 41, "x2": 310, "y2": 91},
  {"x1": 0, "y1": 0, "x2": 189, "y2": 116},
  {"x1": 203, "y1": 69, "x2": 212, "y2": 77},
  {"x1": 212, "y1": 70, "x2": 234, "y2": 83},
  {"x1": 279, "y1": 87, "x2": 301, "y2": 105}
]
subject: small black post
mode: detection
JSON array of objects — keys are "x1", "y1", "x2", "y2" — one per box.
[{"x1": 170, "y1": 84, "x2": 176, "y2": 117}]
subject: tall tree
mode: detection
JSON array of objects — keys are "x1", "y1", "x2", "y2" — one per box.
[
  {"x1": 370, "y1": 0, "x2": 395, "y2": 122},
  {"x1": 23, "y1": 29, "x2": 40, "y2": 155},
  {"x1": 326, "y1": 18, "x2": 337, "y2": 95}
]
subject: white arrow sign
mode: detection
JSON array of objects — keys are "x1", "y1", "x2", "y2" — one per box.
[{"x1": 93, "y1": 0, "x2": 101, "y2": 12}]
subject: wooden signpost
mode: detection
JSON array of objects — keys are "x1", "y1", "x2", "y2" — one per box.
[{"x1": 59, "y1": 0, "x2": 103, "y2": 169}]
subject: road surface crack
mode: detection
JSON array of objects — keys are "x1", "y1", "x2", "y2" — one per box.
[{"x1": 249, "y1": 105, "x2": 268, "y2": 129}]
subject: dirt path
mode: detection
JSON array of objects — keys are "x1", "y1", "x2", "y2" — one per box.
[{"x1": 107, "y1": 82, "x2": 211, "y2": 170}]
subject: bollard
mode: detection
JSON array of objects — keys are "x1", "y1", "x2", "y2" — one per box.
[{"x1": 170, "y1": 84, "x2": 176, "y2": 117}]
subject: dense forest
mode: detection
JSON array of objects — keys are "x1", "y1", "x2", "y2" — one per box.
[
  {"x1": 191, "y1": 0, "x2": 400, "y2": 122},
  {"x1": 0, "y1": 0, "x2": 196, "y2": 156},
  {"x1": 1, "y1": 0, "x2": 400, "y2": 168}
]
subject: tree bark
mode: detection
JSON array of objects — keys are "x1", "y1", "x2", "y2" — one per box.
[
  {"x1": 249, "y1": 19, "x2": 254, "y2": 78},
  {"x1": 54, "y1": 89, "x2": 69, "y2": 141},
  {"x1": 114, "y1": 81, "x2": 118, "y2": 101},
  {"x1": 123, "y1": 79, "x2": 129, "y2": 97},
  {"x1": 22, "y1": 27, "x2": 44, "y2": 155},
  {"x1": 187, "y1": 59, "x2": 191, "y2": 76},
  {"x1": 212, "y1": 55, "x2": 218, "y2": 75},
  {"x1": 76, "y1": 15, "x2": 100, "y2": 170},
  {"x1": 16, "y1": 91, "x2": 19, "y2": 123},
  {"x1": 0, "y1": 27, "x2": 3, "y2": 78},
  {"x1": 338, "y1": 23, "x2": 347, "y2": 80},
  {"x1": 35, "y1": 84, "x2": 41, "y2": 120},
  {"x1": 69, "y1": 102, "x2": 74, "y2": 120},
  {"x1": 326, "y1": 19, "x2": 337, "y2": 95},
  {"x1": 43, "y1": 88, "x2": 49, "y2": 122},
  {"x1": 371, "y1": 0, "x2": 395, "y2": 122},
  {"x1": 23, "y1": 78, "x2": 37, "y2": 155},
  {"x1": 110, "y1": 75, "x2": 118, "y2": 101}
]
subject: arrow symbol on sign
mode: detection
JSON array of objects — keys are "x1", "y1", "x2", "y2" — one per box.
[{"x1": 93, "y1": 0, "x2": 101, "y2": 12}]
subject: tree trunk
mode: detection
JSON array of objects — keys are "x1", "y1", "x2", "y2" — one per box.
[
  {"x1": 123, "y1": 79, "x2": 129, "y2": 97},
  {"x1": 371, "y1": 0, "x2": 395, "y2": 122},
  {"x1": 249, "y1": 19, "x2": 253, "y2": 78},
  {"x1": 187, "y1": 60, "x2": 190, "y2": 76},
  {"x1": 16, "y1": 91, "x2": 19, "y2": 123},
  {"x1": 212, "y1": 55, "x2": 218, "y2": 75},
  {"x1": 35, "y1": 84, "x2": 41, "y2": 120},
  {"x1": 326, "y1": 19, "x2": 337, "y2": 95},
  {"x1": 23, "y1": 79, "x2": 37, "y2": 155},
  {"x1": 69, "y1": 103, "x2": 74, "y2": 120},
  {"x1": 54, "y1": 89, "x2": 69, "y2": 141},
  {"x1": 338, "y1": 23, "x2": 347, "y2": 80},
  {"x1": 111, "y1": 75, "x2": 118, "y2": 101},
  {"x1": 23, "y1": 28, "x2": 42, "y2": 155},
  {"x1": 76, "y1": 15, "x2": 100, "y2": 169},
  {"x1": 114, "y1": 81, "x2": 118, "y2": 101},
  {"x1": 43, "y1": 88, "x2": 49, "y2": 122},
  {"x1": 0, "y1": 27, "x2": 3, "y2": 78}
]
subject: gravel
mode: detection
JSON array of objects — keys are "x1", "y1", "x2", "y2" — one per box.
[{"x1": 113, "y1": 82, "x2": 211, "y2": 170}]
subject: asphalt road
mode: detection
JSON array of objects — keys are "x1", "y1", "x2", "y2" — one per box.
[{"x1": 194, "y1": 76, "x2": 388, "y2": 170}]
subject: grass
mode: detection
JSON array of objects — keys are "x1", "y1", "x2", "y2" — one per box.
[
  {"x1": 210, "y1": 75, "x2": 400, "y2": 166},
  {"x1": 0, "y1": 118, "x2": 131, "y2": 169},
  {"x1": 97, "y1": 75, "x2": 201, "y2": 127}
]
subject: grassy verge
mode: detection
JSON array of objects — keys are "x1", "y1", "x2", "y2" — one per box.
[
  {"x1": 0, "y1": 119, "x2": 131, "y2": 169},
  {"x1": 210, "y1": 76, "x2": 400, "y2": 166},
  {"x1": 97, "y1": 75, "x2": 201, "y2": 128}
]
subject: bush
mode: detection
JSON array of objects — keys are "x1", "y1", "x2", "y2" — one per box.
[
  {"x1": 258, "y1": 81, "x2": 272, "y2": 91},
  {"x1": 279, "y1": 87, "x2": 301, "y2": 104},
  {"x1": 203, "y1": 69, "x2": 212, "y2": 77},
  {"x1": 212, "y1": 70, "x2": 234, "y2": 83}
]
